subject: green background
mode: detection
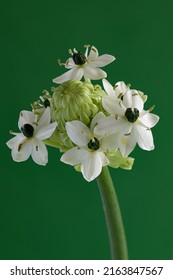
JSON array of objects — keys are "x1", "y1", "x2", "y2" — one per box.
[{"x1": 0, "y1": 0, "x2": 172, "y2": 260}]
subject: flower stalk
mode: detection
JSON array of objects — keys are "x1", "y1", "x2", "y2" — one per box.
[{"x1": 96, "y1": 166, "x2": 128, "y2": 260}]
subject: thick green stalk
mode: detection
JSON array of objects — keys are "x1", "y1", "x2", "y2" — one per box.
[{"x1": 96, "y1": 166, "x2": 128, "y2": 260}]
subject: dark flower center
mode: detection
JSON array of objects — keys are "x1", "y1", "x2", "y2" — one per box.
[
  {"x1": 44, "y1": 99, "x2": 50, "y2": 108},
  {"x1": 87, "y1": 137, "x2": 100, "y2": 151},
  {"x1": 125, "y1": 108, "x2": 139, "y2": 123},
  {"x1": 21, "y1": 124, "x2": 34, "y2": 138},
  {"x1": 73, "y1": 51, "x2": 86, "y2": 65}
]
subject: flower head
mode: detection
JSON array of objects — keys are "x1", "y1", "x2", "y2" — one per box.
[
  {"x1": 53, "y1": 45, "x2": 116, "y2": 84},
  {"x1": 60, "y1": 112, "x2": 118, "y2": 182},
  {"x1": 6, "y1": 107, "x2": 57, "y2": 165},
  {"x1": 95, "y1": 82, "x2": 159, "y2": 157}
]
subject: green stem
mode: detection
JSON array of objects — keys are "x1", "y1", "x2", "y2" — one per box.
[{"x1": 96, "y1": 166, "x2": 128, "y2": 260}]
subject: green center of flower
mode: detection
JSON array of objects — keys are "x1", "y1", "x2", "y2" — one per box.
[
  {"x1": 44, "y1": 99, "x2": 50, "y2": 108},
  {"x1": 125, "y1": 108, "x2": 139, "y2": 123},
  {"x1": 73, "y1": 52, "x2": 86, "y2": 65},
  {"x1": 87, "y1": 137, "x2": 100, "y2": 151},
  {"x1": 21, "y1": 124, "x2": 34, "y2": 138}
]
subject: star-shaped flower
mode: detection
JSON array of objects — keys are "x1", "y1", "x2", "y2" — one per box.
[
  {"x1": 6, "y1": 107, "x2": 58, "y2": 165},
  {"x1": 53, "y1": 45, "x2": 115, "y2": 84},
  {"x1": 60, "y1": 112, "x2": 117, "y2": 182},
  {"x1": 95, "y1": 84, "x2": 159, "y2": 157}
]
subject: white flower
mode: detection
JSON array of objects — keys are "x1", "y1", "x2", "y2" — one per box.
[
  {"x1": 6, "y1": 107, "x2": 58, "y2": 165},
  {"x1": 60, "y1": 112, "x2": 117, "y2": 182},
  {"x1": 95, "y1": 85, "x2": 159, "y2": 157},
  {"x1": 53, "y1": 45, "x2": 115, "y2": 84}
]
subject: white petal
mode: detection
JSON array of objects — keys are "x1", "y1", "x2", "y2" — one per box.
[
  {"x1": 18, "y1": 110, "x2": 36, "y2": 130},
  {"x1": 84, "y1": 45, "x2": 90, "y2": 57},
  {"x1": 114, "y1": 81, "x2": 128, "y2": 96},
  {"x1": 31, "y1": 139, "x2": 48, "y2": 165},
  {"x1": 94, "y1": 116, "x2": 128, "y2": 136},
  {"x1": 81, "y1": 151, "x2": 103, "y2": 182},
  {"x1": 100, "y1": 153, "x2": 110, "y2": 166},
  {"x1": 90, "y1": 112, "x2": 106, "y2": 133},
  {"x1": 140, "y1": 112, "x2": 160, "y2": 128},
  {"x1": 131, "y1": 90, "x2": 144, "y2": 111},
  {"x1": 118, "y1": 132, "x2": 136, "y2": 157},
  {"x1": 100, "y1": 133, "x2": 119, "y2": 150},
  {"x1": 134, "y1": 124, "x2": 154, "y2": 150},
  {"x1": 65, "y1": 58, "x2": 75, "y2": 69},
  {"x1": 60, "y1": 146, "x2": 87, "y2": 166},
  {"x1": 53, "y1": 67, "x2": 84, "y2": 84},
  {"x1": 89, "y1": 54, "x2": 115, "y2": 67},
  {"x1": 87, "y1": 46, "x2": 99, "y2": 60},
  {"x1": 6, "y1": 134, "x2": 25, "y2": 149},
  {"x1": 74, "y1": 67, "x2": 85, "y2": 80},
  {"x1": 35, "y1": 122, "x2": 57, "y2": 140},
  {"x1": 37, "y1": 107, "x2": 51, "y2": 128},
  {"x1": 83, "y1": 66, "x2": 107, "y2": 80},
  {"x1": 102, "y1": 95, "x2": 124, "y2": 115},
  {"x1": 66, "y1": 121, "x2": 91, "y2": 146},
  {"x1": 102, "y1": 79, "x2": 116, "y2": 96},
  {"x1": 122, "y1": 89, "x2": 132, "y2": 108},
  {"x1": 123, "y1": 90, "x2": 144, "y2": 111},
  {"x1": 11, "y1": 141, "x2": 32, "y2": 162}
]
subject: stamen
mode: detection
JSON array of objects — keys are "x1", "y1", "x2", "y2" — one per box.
[
  {"x1": 9, "y1": 130, "x2": 18, "y2": 135},
  {"x1": 117, "y1": 92, "x2": 124, "y2": 99},
  {"x1": 124, "y1": 132, "x2": 132, "y2": 136},
  {"x1": 115, "y1": 114, "x2": 118, "y2": 120},
  {"x1": 69, "y1": 49, "x2": 73, "y2": 55},
  {"x1": 17, "y1": 138, "x2": 30, "y2": 152},
  {"x1": 132, "y1": 93, "x2": 138, "y2": 96},
  {"x1": 18, "y1": 143, "x2": 22, "y2": 152},
  {"x1": 113, "y1": 84, "x2": 118, "y2": 90},
  {"x1": 58, "y1": 59, "x2": 65, "y2": 66},
  {"x1": 149, "y1": 105, "x2": 155, "y2": 112},
  {"x1": 39, "y1": 96, "x2": 44, "y2": 103},
  {"x1": 91, "y1": 47, "x2": 96, "y2": 52},
  {"x1": 84, "y1": 44, "x2": 90, "y2": 48},
  {"x1": 84, "y1": 44, "x2": 90, "y2": 57}
]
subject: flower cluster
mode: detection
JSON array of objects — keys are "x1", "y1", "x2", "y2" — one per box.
[{"x1": 7, "y1": 45, "x2": 159, "y2": 181}]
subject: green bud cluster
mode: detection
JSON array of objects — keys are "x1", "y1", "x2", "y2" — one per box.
[{"x1": 49, "y1": 79, "x2": 106, "y2": 152}]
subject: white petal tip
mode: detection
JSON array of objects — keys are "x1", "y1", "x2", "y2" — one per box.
[{"x1": 52, "y1": 77, "x2": 61, "y2": 84}]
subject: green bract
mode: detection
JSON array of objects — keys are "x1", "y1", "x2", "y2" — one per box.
[
  {"x1": 107, "y1": 150, "x2": 134, "y2": 170},
  {"x1": 49, "y1": 79, "x2": 106, "y2": 152}
]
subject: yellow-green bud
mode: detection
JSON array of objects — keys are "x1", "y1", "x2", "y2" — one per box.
[
  {"x1": 50, "y1": 79, "x2": 106, "y2": 152},
  {"x1": 107, "y1": 149, "x2": 134, "y2": 170}
]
